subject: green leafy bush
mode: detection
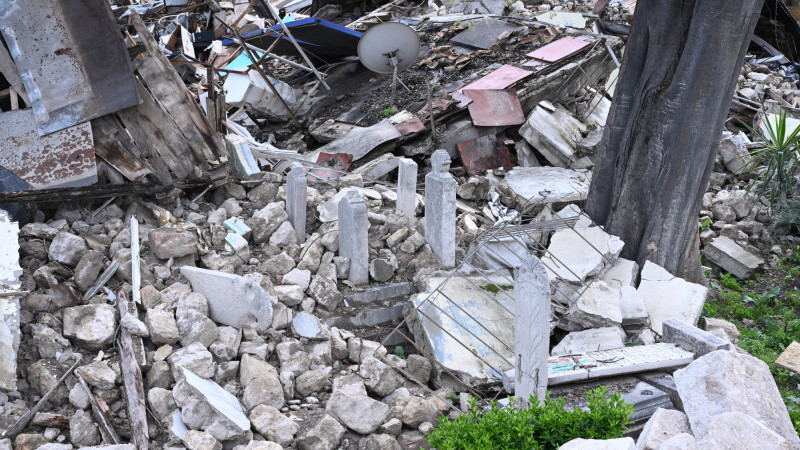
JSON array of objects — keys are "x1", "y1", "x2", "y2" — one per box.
[{"x1": 427, "y1": 387, "x2": 632, "y2": 450}]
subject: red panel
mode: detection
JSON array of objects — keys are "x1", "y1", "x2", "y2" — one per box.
[
  {"x1": 310, "y1": 152, "x2": 350, "y2": 179},
  {"x1": 525, "y1": 36, "x2": 593, "y2": 63},
  {"x1": 463, "y1": 89, "x2": 525, "y2": 127},
  {"x1": 456, "y1": 136, "x2": 514, "y2": 176},
  {"x1": 460, "y1": 64, "x2": 533, "y2": 92}
]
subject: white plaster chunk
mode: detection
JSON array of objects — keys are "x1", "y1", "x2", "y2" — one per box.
[
  {"x1": 504, "y1": 167, "x2": 590, "y2": 205},
  {"x1": 551, "y1": 327, "x2": 626, "y2": 356},
  {"x1": 543, "y1": 226, "x2": 624, "y2": 283},
  {"x1": 637, "y1": 262, "x2": 707, "y2": 334}
]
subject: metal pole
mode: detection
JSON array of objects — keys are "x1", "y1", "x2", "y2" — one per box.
[{"x1": 260, "y1": 0, "x2": 331, "y2": 90}]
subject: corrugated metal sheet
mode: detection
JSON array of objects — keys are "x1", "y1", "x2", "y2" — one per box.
[
  {"x1": 0, "y1": 108, "x2": 97, "y2": 189},
  {"x1": 0, "y1": 0, "x2": 140, "y2": 135}
]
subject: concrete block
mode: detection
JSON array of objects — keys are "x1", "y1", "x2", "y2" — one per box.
[
  {"x1": 180, "y1": 267, "x2": 274, "y2": 333},
  {"x1": 704, "y1": 236, "x2": 764, "y2": 279},
  {"x1": 662, "y1": 318, "x2": 730, "y2": 357},
  {"x1": 637, "y1": 262, "x2": 707, "y2": 335}
]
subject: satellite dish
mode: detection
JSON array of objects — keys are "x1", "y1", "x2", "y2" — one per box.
[{"x1": 357, "y1": 22, "x2": 421, "y2": 74}]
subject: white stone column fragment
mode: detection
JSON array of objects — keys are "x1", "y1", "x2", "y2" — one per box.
[
  {"x1": 396, "y1": 157, "x2": 418, "y2": 220},
  {"x1": 338, "y1": 190, "x2": 369, "y2": 285},
  {"x1": 286, "y1": 164, "x2": 307, "y2": 244},
  {"x1": 514, "y1": 254, "x2": 550, "y2": 407},
  {"x1": 424, "y1": 150, "x2": 457, "y2": 268}
]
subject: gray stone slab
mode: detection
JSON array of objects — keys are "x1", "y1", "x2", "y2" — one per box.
[
  {"x1": 519, "y1": 104, "x2": 587, "y2": 168},
  {"x1": 396, "y1": 158, "x2": 418, "y2": 220},
  {"x1": 326, "y1": 303, "x2": 405, "y2": 330},
  {"x1": 504, "y1": 166, "x2": 590, "y2": 206},
  {"x1": 449, "y1": 18, "x2": 523, "y2": 50},
  {"x1": 704, "y1": 236, "x2": 764, "y2": 279},
  {"x1": 637, "y1": 262, "x2": 707, "y2": 335},
  {"x1": 662, "y1": 318, "x2": 730, "y2": 357},
  {"x1": 180, "y1": 266, "x2": 274, "y2": 333},
  {"x1": 347, "y1": 282, "x2": 416, "y2": 305}
]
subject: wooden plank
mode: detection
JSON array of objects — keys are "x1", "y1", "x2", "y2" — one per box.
[
  {"x1": 116, "y1": 289, "x2": 149, "y2": 450},
  {"x1": 76, "y1": 372, "x2": 122, "y2": 445},
  {"x1": 129, "y1": 12, "x2": 225, "y2": 163},
  {"x1": 91, "y1": 116, "x2": 161, "y2": 183},
  {"x1": 547, "y1": 343, "x2": 694, "y2": 386},
  {"x1": 115, "y1": 80, "x2": 195, "y2": 180}
]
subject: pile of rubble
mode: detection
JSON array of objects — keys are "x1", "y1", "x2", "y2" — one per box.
[{"x1": 2, "y1": 0, "x2": 800, "y2": 448}]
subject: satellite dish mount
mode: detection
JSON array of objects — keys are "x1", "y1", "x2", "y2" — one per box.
[{"x1": 357, "y1": 22, "x2": 421, "y2": 103}]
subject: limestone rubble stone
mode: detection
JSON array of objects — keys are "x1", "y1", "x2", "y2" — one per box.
[
  {"x1": 636, "y1": 408, "x2": 691, "y2": 450},
  {"x1": 674, "y1": 350, "x2": 800, "y2": 448},
  {"x1": 696, "y1": 411, "x2": 790, "y2": 450}
]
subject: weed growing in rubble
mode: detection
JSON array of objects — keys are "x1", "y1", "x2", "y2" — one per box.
[
  {"x1": 703, "y1": 246, "x2": 800, "y2": 434},
  {"x1": 380, "y1": 107, "x2": 398, "y2": 117},
  {"x1": 739, "y1": 108, "x2": 800, "y2": 213},
  {"x1": 427, "y1": 387, "x2": 632, "y2": 449}
]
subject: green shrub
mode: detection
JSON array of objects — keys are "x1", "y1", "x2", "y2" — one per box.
[
  {"x1": 427, "y1": 387, "x2": 632, "y2": 450},
  {"x1": 380, "y1": 107, "x2": 398, "y2": 117},
  {"x1": 720, "y1": 273, "x2": 742, "y2": 291}
]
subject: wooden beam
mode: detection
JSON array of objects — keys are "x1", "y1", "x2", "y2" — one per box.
[
  {"x1": 116, "y1": 289, "x2": 149, "y2": 450},
  {"x1": 76, "y1": 372, "x2": 122, "y2": 444}
]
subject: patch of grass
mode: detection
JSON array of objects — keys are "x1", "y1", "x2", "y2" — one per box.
[
  {"x1": 380, "y1": 107, "x2": 398, "y2": 117},
  {"x1": 480, "y1": 284, "x2": 513, "y2": 293},
  {"x1": 703, "y1": 245, "x2": 800, "y2": 435},
  {"x1": 428, "y1": 387, "x2": 632, "y2": 450}
]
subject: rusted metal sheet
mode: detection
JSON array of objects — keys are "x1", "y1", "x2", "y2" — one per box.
[
  {"x1": 311, "y1": 152, "x2": 350, "y2": 179},
  {"x1": 463, "y1": 89, "x2": 525, "y2": 126},
  {"x1": 460, "y1": 64, "x2": 533, "y2": 92},
  {"x1": 456, "y1": 135, "x2": 513, "y2": 176},
  {"x1": 0, "y1": 0, "x2": 140, "y2": 135},
  {"x1": 0, "y1": 108, "x2": 97, "y2": 189},
  {"x1": 390, "y1": 111, "x2": 426, "y2": 136},
  {"x1": 526, "y1": 36, "x2": 592, "y2": 62}
]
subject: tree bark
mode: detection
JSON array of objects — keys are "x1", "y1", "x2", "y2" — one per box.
[{"x1": 585, "y1": 0, "x2": 763, "y2": 281}]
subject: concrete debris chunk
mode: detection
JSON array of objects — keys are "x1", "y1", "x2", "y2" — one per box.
[
  {"x1": 48, "y1": 231, "x2": 88, "y2": 266},
  {"x1": 564, "y1": 280, "x2": 623, "y2": 329},
  {"x1": 503, "y1": 166, "x2": 590, "y2": 206},
  {"x1": 543, "y1": 226, "x2": 624, "y2": 283},
  {"x1": 62, "y1": 304, "x2": 117, "y2": 349},
  {"x1": 551, "y1": 326, "x2": 626, "y2": 356},
  {"x1": 662, "y1": 318, "x2": 730, "y2": 356},
  {"x1": 696, "y1": 411, "x2": 790, "y2": 450},
  {"x1": 637, "y1": 261, "x2": 707, "y2": 335},
  {"x1": 674, "y1": 350, "x2": 800, "y2": 448},
  {"x1": 326, "y1": 391, "x2": 389, "y2": 434},
  {"x1": 519, "y1": 103, "x2": 587, "y2": 167},
  {"x1": 249, "y1": 404, "x2": 300, "y2": 447},
  {"x1": 775, "y1": 341, "x2": 800, "y2": 373},
  {"x1": 149, "y1": 227, "x2": 198, "y2": 259},
  {"x1": 636, "y1": 408, "x2": 691, "y2": 450},
  {"x1": 173, "y1": 367, "x2": 251, "y2": 442},
  {"x1": 296, "y1": 414, "x2": 345, "y2": 450},
  {"x1": 181, "y1": 266, "x2": 274, "y2": 333},
  {"x1": 657, "y1": 433, "x2": 697, "y2": 450},
  {"x1": 703, "y1": 236, "x2": 764, "y2": 279}
]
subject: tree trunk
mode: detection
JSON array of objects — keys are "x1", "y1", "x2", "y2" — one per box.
[{"x1": 585, "y1": 0, "x2": 763, "y2": 282}]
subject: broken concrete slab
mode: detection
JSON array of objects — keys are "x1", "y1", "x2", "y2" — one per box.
[
  {"x1": 542, "y1": 226, "x2": 624, "y2": 283},
  {"x1": 564, "y1": 281, "x2": 623, "y2": 329},
  {"x1": 347, "y1": 282, "x2": 416, "y2": 305},
  {"x1": 619, "y1": 286, "x2": 648, "y2": 328},
  {"x1": 502, "y1": 166, "x2": 590, "y2": 206},
  {"x1": 662, "y1": 318, "x2": 730, "y2": 357},
  {"x1": 775, "y1": 341, "x2": 800, "y2": 373},
  {"x1": 600, "y1": 257, "x2": 638, "y2": 290},
  {"x1": 309, "y1": 119, "x2": 401, "y2": 163},
  {"x1": 674, "y1": 350, "x2": 800, "y2": 448},
  {"x1": 406, "y1": 274, "x2": 514, "y2": 385},
  {"x1": 449, "y1": 18, "x2": 522, "y2": 50},
  {"x1": 0, "y1": 211, "x2": 21, "y2": 391},
  {"x1": 519, "y1": 103, "x2": 587, "y2": 167},
  {"x1": 180, "y1": 267, "x2": 274, "y2": 333},
  {"x1": 548, "y1": 343, "x2": 694, "y2": 386},
  {"x1": 703, "y1": 236, "x2": 764, "y2": 279},
  {"x1": 551, "y1": 327, "x2": 626, "y2": 356},
  {"x1": 637, "y1": 261, "x2": 707, "y2": 335}
]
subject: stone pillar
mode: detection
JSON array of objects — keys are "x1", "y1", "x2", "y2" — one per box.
[
  {"x1": 286, "y1": 165, "x2": 307, "y2": 244},
  {"x1": 424, "y1": 150, "x2": 457, "y2": 268},
  {"x1": 338, "y1": 190, "x2": 369, "y2": 285},
  {"x1": 0, "y1": 211, "x2": 21, "y2": 391},
  {"x1": 396, "y1": 157, "x2": 418, "y2": 220},
  {"x1": 514, "y1": 254, "x2": 550, "y2": 407}
]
